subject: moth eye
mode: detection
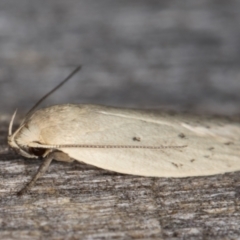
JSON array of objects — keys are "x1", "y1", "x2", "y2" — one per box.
[{"x1": 28, "y1": 147, "x2": 46, "y2": 157}]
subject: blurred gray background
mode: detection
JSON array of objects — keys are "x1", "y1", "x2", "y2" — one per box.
[{"x1": 1, "y1": 0, "x2": 240, "y2": 115}]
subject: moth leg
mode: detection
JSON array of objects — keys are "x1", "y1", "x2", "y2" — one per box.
[
  {"x1": 53, "y1": 151, "x2": 73, "y2": 163},
  {"x1": 17, "y1": 151, "x2": 70, "y2": 196}
]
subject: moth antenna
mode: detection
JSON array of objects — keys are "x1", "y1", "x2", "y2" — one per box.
[
  {"x1": 25, "y1": 65, "x2": 82, "y2": 118},
  {"x1": 8, "y1": 109, "x2": 17, "y2": 136}
]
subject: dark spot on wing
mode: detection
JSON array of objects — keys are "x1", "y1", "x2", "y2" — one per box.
[
  {"x1": 178, "y1": 133, "x2": 186, "y2": 139},
  {"x1": 208, "y1": 147, "x2": 214, "y2": 151},
  {"x1": 204, "y1": 155, "x2": 210, "y2": 158},
  {"x1": 132, "y1": 137, "x2": 141, "y2": 142},
  {"x1": 171, "y1": 162, "x2": 178, "y2": 168},
  {"x1": 224, "y1": 142, "x2": 234, "y2": 145},
  {"x1": 190, "y1": 159, "x2": 195, "y2": 162},
  {"x1": 171, "y1": 162, "x2": 183, "y2": 168}
]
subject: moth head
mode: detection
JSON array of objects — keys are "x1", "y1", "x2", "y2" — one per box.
[{"x1": 8, "y1": 110, "x2": 47, "y2": 159}]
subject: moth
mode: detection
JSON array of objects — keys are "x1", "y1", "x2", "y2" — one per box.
[{"x1": 8, "y1": 66, "x2": 240, "y2": 195}]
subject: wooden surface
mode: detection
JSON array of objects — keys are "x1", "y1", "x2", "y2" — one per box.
[{"x1": 1, "y1": 116, "x2": 240, "y2": 240}]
